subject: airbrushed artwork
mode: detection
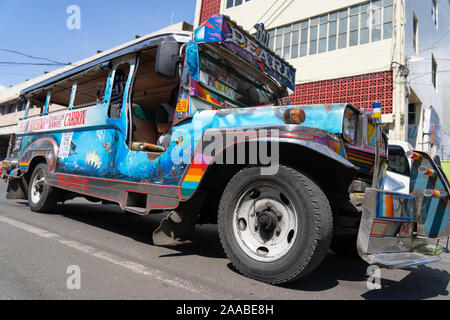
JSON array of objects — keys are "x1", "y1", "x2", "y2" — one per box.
[{"x1": 2, "y1": 14, "x2": 448, "y2": 285}]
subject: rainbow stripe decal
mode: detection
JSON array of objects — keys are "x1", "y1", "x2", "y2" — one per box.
[
  {"x1": 376, "y1": 192, "x2": 415, "y2": 221},
  {"x1": 347, "y1": 145, "x2": 376, "y2": 173},
  {"x1": 384, "y1": 193, "x2": 395, "y2": 218},
  {"x1": 180, "y1": 153, "x2": 213, "y2": 198}
]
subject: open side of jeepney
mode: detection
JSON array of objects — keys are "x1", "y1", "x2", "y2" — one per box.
[{"x1": 2, "y1": 15, "x2": 449, "y2": 284}]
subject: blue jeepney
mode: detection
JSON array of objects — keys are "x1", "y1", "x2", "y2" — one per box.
[{"x1": 2, "y1": 15, "x2": 449, "y2": 284}]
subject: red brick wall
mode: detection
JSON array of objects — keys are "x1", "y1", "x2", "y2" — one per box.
[
  {"x1": 285, "y1": 71, "x2": 393, "y2": 114},
  {"x1": 199, "y1": 0, "x2": 221, "y2": 24}
]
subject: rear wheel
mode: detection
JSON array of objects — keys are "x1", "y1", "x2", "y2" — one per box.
[
  {"x1": 28, "y1": 163, "x2": 59, "y2": 212},
  {"x1": 218, "y1": 165, "x2": 333, "y2": 284}
]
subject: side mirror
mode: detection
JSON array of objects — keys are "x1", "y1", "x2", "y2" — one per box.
[{"x1": 155, "y1": 41, "x2": 180, "y2": 79}]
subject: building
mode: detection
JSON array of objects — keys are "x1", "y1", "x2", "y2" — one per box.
[
  {"x1": 194, "y1": 0, "x2": 450, "y2": 165},
  {"x1": 0, "y1": 21, "x2": 192, "y2": 160}
]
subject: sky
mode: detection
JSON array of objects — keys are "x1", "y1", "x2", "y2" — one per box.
[{"x1": 0, "y1": 0, "x2": 196, "y2": 89}]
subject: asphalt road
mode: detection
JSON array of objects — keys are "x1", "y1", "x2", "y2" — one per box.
[{"x1": 0, "y1": 181, "x2": 449, "y2": 300}]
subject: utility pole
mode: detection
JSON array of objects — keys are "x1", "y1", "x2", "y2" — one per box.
[{"x1": 393, "y1": 0, "x2": 407, "y2": 141}]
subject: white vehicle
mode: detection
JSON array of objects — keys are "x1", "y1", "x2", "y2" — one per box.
[{"x1": 385, "y1": 140, "x2": 414, "y2": 194}]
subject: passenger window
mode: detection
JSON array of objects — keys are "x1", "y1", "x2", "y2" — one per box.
[
  {"x1": 128, "y1": 49, "x2": 179, "y2": 151},
  {"x1": 47, "y1": 79, "x2": 73, "y2": 110},
  {"x1": 26, "y1": 92, "x2": 48, "y2": 116},
  {"x1": 109, "y1": 63, "x2": 130, "y2": 119},
  {"x1": 131, "y1": 50, "x2": 178, "y2": 117},
  {"x1": 72, "y1": 67, "x2": 109, "y2": 109}
]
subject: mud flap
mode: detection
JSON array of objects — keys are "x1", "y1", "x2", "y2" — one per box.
[
  {"x1": 152, "y1": 210, "x2": 196, "y2": 246},
  {"x1": 6, "y1": 177, "x2": 28, "y2": 200},
  {"x1": 357, "y1": 188, "x2": 448, "y2": 269}
]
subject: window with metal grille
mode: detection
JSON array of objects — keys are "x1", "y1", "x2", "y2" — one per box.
[
  {"x1": 226, "y1": 0, "x2": 250, "y2": 9},
  {"x1": 263, "y1": 0, "x2": 394, "y2": 59}
]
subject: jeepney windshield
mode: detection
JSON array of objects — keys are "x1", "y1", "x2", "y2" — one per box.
[{"x1": 196, "y1": 50, "x2": 278, "y2": 108}]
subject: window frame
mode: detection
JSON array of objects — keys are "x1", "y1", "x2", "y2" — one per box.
[
  {"x1": 432, "y1": 0, "x2": 438, "y2": 29},
  {"x1": 432, "y1": 54, "x2": 437, "y2": 89},
  {"x1": 413, "y1": 13, "x2": 419, "y2": 54},
  {"x1": 225, "y1": 0, "x2": 249, "y2": 9}
]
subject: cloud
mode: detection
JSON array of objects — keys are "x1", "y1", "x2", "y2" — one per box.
[{"x1": 0, "y1": 84, "x2": 6, "y2": 91}]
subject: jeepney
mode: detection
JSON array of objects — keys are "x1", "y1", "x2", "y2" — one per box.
[{"x1": 2, "y1": 15, "x2": 449, "y2": 284}]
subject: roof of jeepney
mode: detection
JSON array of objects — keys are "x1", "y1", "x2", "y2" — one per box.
[{"x1": 18, "y1": 22, "x2": 193, "y2": 97}]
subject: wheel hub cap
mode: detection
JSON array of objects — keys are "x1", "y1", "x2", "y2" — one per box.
[{"x1": 232, "y1": 183, "x2": 298, "y2": 262}]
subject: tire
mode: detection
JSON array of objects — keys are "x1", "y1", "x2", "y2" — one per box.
[
  {"x1": 218, "y1": 165, "x2": 333, "y2": 284},
  {"x1": 28, "y1": 163, "x2": 59, "y2": 213}
]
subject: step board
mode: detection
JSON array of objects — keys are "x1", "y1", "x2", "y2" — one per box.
[
  {"x1": 368, "y1": 252, "x2": 440, "y2": 269},
  {"x1": 123, "y1": 206, "x2": 147, "y2": 215}
]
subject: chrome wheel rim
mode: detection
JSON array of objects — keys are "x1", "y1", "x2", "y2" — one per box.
[
  {"x1": 30, "y1": 168, "x2": 45, "y2": 204},
  {"x1": 232, "y1": 182, "x2": 298, "y2": 262}
]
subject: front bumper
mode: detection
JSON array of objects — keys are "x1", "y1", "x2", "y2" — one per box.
[{"x1": 357, "y1": 188, "x2": 449, "y2": 269}]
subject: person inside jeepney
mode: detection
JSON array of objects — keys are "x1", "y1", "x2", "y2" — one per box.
[
  {"x1": 155, "y1": 85, "x2": 179, "y2": 149},
  {"x1": 130, "y1": 103, "x2": 158, "y2": 148}
]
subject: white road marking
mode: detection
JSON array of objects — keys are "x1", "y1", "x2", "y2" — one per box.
[{"x1": 0, "y1": 215, "x2": 208, "y2": 296}]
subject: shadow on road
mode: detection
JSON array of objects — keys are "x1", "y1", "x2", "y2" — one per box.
[
  {"x1": 275, "y1": 253, "x2": 369, "y2": 292},
  {"x1": 276, "y1": 254, "x2": 449, "y2": 299},
  {"x1": 360, "y1": 265, "x2": 449, "y2": 300},
  {"x1": 34, "y1": 200, "x2": 449, "y2": 299},
  {"x1": 52, "y1": 201, "x2": 226, "y2": 259}
]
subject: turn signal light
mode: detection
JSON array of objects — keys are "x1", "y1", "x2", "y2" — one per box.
[
  {"x1": 423, "y1": 189, "x2": 448, "y2": 199},
  {"x1": 406, "y1": 151, "x2": 421, "y2": 160},
  {"x1": 418, "y1": 166, "x2": 436, "y2": 176}
]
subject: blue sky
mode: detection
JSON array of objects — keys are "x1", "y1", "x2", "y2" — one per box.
[{"x1": 0, "y1": 0, "x2": 196, "y2": 89}]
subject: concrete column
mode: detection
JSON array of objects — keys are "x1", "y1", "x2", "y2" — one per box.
[{"x1": 193, "y1": 0, "x2": 203, "y2": 28}]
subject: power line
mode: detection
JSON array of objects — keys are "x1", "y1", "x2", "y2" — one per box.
[
  {"x1": 420, "y1": 29, "x2": 450, "y2": 52},
  {"x1": 0, "y1": 48, "x2": 68, "y2": 65},
  {"x1": 411, "y1": 83, "x2": 450, "y2": 88},
  {"x1": 266, "y1": 0, "x2": 296, "y2": 28},
  {"x1": 408, "y1": 69, "x2": 450, "y2": 81},
  {"x1": 0, "y1": 61, "x2": 65, "y2": 66},
  {"x1": 263, "y1": 0, "x2": 293, "y2": 27},
  {"x1": 253, "y1": 0, "x2": 283, "y2": 29}
]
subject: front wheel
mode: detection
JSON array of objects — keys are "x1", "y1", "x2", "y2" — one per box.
[
  {"x1": 28, "y1": 163, "x2": 59, "y2": 212},
  {"x1": 218, "y1": 165, "x2": 333, "y2": 284}
]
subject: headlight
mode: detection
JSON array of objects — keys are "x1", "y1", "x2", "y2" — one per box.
[{"x1": 343, "y1": 108, "x2": 356, "y2": 143}]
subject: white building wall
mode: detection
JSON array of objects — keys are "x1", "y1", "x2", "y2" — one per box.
[
  {"x1": 222, "y1": 0, "x2": 365, "y2": 31},
  {"x1": 221, "y1": 0, "x2": 394, "y2": 83},
  {"x1": 404, "y1": 0, "x2": 450, "y2": 159},
  {"x1": 292, "y1": 40, "x2": 392, "y2": 83},
  {"x1": 216, "y1": 0, "x2": 450, "y2": 159}
]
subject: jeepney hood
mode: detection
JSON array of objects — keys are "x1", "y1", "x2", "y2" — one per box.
[{"x1": 191, "y1": 103, "x2": 348, "y2": 134}]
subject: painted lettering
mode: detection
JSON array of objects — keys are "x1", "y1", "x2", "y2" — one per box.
[
  {"x1": 64, "y1": 110, "x2": 87, "y2": 127},
  {"x1": 224, "y1": 21, "x2": 295, "y2": 89},
  {"x1": 57, "y1": 175, "x2": 88, "y2": 191}
]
